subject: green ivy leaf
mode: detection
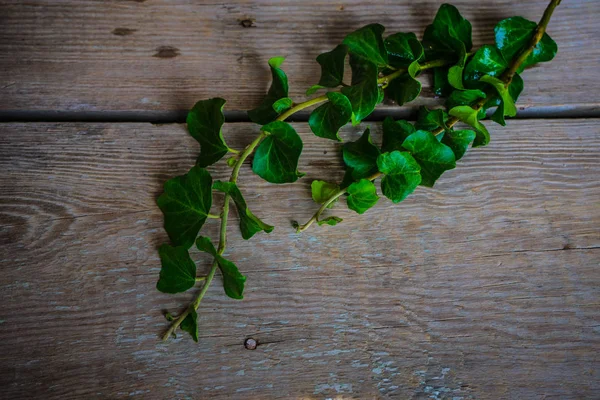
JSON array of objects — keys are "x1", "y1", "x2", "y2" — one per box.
[
  {"x1": 307, "y1": 44, "x2": 349, "y2": 95},
  {"x1": 342, "y1": 23, "x2": 388, "y2": 67},
  {"x1": 484, "y1": 74, "x2": 524, "y2": 126},
  {"x1": 377, "y1": 151, "x2": 422, "y2": 203},
  {"x1": 384, "y1": 32, "x2": 424, "y2": 68},
  {"x1": 187, "y1": 98, "x2": 229, "y2": 167},
  {"x1": 317, "y1": 216, "x2": 343, "y2": 226},
  {"x1": 385, "y1": 72, "x2": 421, "y2": 106},
  {"x1": 157, "y1": 165, "x2": 213, "y2": 248},
  {"x1": 381, "y1": 117, "x2": 415, "y2": 153},
  {"x1": 311, "y1": 180, "x2": 340, "y2": 206},
  {"x1": 415, "y1": 107, "x2": 449, "y2": 133},
  {"x1": 272, "y1": 97, "x2": 293, "y2": 113},
  {"x1": 346, "y1": 179, "x2": 379, "y2": 214},
  {"x1": 308, "y1": 92, "x2": 352, "y2": 141},
  {"x1": 402, "y1": 130, "x2": 456, "y2": 187},
  {"x1": 252, "y1": 121, "x2": 305, "y2": 184},
  {"x1": 495, "y1": 17, "x2": 557, "y2": 73},
  {"x1": 441, "y1": 129, "x2": 476, "y2": 161},
  {"x1": 196, "y1": 236, "x2": 246, "y2": 300},
  {"x1": 448, "y1": 106, "x2": 491, "y2": 147},
  {"x1": 212, "y1": 181, "x2": 274, "y2": 240},
  {"x1": 341, "y1": 55, "x2": 379, "y2": 125},
  {"x1": 433, "y1": 67, "x2": 452, "y2": 97},
  {"x1": 156, "y1": 244, "x2": 197, "y2": 294},
  {"x1": 423, "y1": 4, "x2": 472, "y2": 90},
  {"x1": 480, "y1": 75, "x2": 517, "y2": 121},
  {"x1": 464, "y1": 45, "x2": 507, "y2": 89},
  {"x1": 248, "y1": 57, "x2": 289, "y2": 125},
  {"x1": 180, "y1": 309, "x2": 199, "y2": 342},
  {"x1": 423, "y1": 4, "x2": 473, "y2": 53},
  {"x1": 343, "y1": 128, "x2": 381, "y2": 180},
  {"x1": 446, "y1": 89, "x2": 487, "y2": 120}
]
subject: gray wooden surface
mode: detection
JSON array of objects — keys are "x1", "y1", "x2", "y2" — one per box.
[
  {"x1": 1, "y1": 121, "x2": 599, "y2": 399},
  {"x1": 0, "y1": 0, "x2": 599, "y2": 117}
]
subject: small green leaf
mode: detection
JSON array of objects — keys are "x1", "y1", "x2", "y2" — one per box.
[
  {"x1": 446, "y1": 89, "x2": 487, "y2": 120},
  {"x1": 317, "y1": 216, "x2": 343, "y2": 226},
  {"x1": 342, "y1": 24, "x2": 388, "y2": 67},
  {"x1": 415, "y1": 107, "x2": 448, "y2": 132},
  {"x1": 187, "y1": 98, "x2": 229, "y2": 167},
  {"x1": 311, "y1": 180, "x2": 340, "y2": 206},
  {"x1": 341, "y1": 55, "x2": 379, "y2": 125},
  {"x1": 381, "y1": 117, "x2": 415, "y2": 153},
  {"x1": 157, "y1": 166, "x2": 213, "y2": 248},
  {"x1": 441, "y1": 129, "x2": 476, "y2": 161},
  {"x1": 385, "y1": 72, "x2": 421, "y2": 106},
  {"x1": 448, "y1": 106, "x2": 491, "y2": 147},
  {"x1": 248, "y1": 57, "x2": 289, "y2": 125},
  {"x1": 343, "y1": 128, "x2": 381, "y2": 180},
  {"x1": 384, "y1": 32, "x2": 424, "y2": 68},
  {"x1": 252, "y1": 121, "x2": 304, "y2": 184},
  {"x1": 272, "y1": 97, "x2": 293, "y2": 113},
  {"x1": 196, "y1": 237, "x2": 246, "y2": 300},
  {"x1": 447, "y1": 46, "x2": 468, "y2": 89},
  {"x1": 433, "y1": 67, "x2": 452, "y2": 97},
  {"x1": 180, "y1": 309, "x2": 199, "y2": 342},
  {"x1": 480, "y1": 75, "x2": 517, "y2": 120},
  {"x1": 488, "y1": 73, "x2": 524, "y2": 126},
  {"x1": 212, "y1": 181, "x2": 274, "y2": 240},
  {"x1": 377, "y1": 151, "x2": 421, "y2": 203},
  {"x1": 495, "y1": 17, "x2": 557, "y2": 73},
  {"x1": 346, "y1": 179, "x2": 379, "y2": 214},
  {"x1": 312, "y1": 44, "x2": 348, "y2": 90},
  {"x1": 402, "y1": 130, "x2": 456, "y2": 187},
  {"x1": 464, "y1": 45, "x2": 508, "y2": 89},
  {"x1": 157, "y1": 244, "x2": 197, "y2": 294},
  {"x1": 308, "y1": 92, "x2": 352, "y2": 141}
]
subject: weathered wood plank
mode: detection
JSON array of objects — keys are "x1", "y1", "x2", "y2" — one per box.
[
  {"x1": 0, "y1": 120, "x2": 599, "y2": 399},
  {"x1": 0, "y1": 0, "x2": 598, "y2": 115}
]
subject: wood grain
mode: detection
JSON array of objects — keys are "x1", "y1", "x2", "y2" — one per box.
[
  {"x1": 0, "y1": 120, "x2": 598, "y2": 399},
  {"x1": 0, "y1": 0, "x2": 598, "y2": 116}
]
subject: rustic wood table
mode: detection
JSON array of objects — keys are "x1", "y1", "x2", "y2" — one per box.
[{"x1": 1, "y1": 1, "x2": 598, "y2": 398}]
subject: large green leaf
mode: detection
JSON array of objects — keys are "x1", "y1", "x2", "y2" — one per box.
[
  {"x1": 377, "y1": 151, "x2": 422, "y2": 203},
  {"x1": 307, "y1": 44, "x2": 348, "y2": 95},
  {"x1": 157, "y1": 165, "x2": 213, "y2": 248},
  {"x1": 180, "y1": 309, "x2": 199, "y2": 342},
  {"x1": 343, "y1": 128, "x2": 381, "y2": 180},
  {"x1": 311, "y1": 180, "x2": 340, "y2": 206},
  {"x1": 441, "y1": 129, "x2": 476, "y2": 161},
  {"x1": 346, "y1": 179, "x2": 379, "y2": 214},
  {"x1": 187, "y1": 98, "x2": 229, "y2": 167},
  {"x1": 463, "y1": 45, "x2": 508, "y2": 89},
  {"x1": 308, "y1": 92, "x2": 352, "y2": 141},
  {"x1": 248, "y1": 57, "x2": 289, "y2": 125},
  {"x1": 156, "y1": 244, "x2": 197, "y2": 294},
  {"x1": 341, "y1": 55, "x2": 379, "y2": 125},
  {"x1": 448, "y1": 106, "x2": 491, "y2": 147},
  {"x1": 212, "y1": 181, "x2": 274, "y2": 240},
  {"x1": 195, "y1": 237, "x2": 246, "y2": 300},
  {"x1": 252, "y1": 121, "x2": 304, "y2": 183},
  {"x1": 381, "y1": 117, "x2": 415, "y2": 153},
  {"x1": 342, "y1": 23, "x2": 388, "y2": 67},
  {"x1": 402, "y1": 130, "x2": 456, "y2": 187},
  {"x1": 384, "y1": 32, "x2": 424, "y2": 68},
  {"x1": 495, "y1": 17, "x2": 557, "y2": 72}
]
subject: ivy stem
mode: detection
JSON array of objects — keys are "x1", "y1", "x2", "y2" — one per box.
[
  {"x1": 206, "y1": 213, "x2": 220, "y2": 219},
  {"x1": 277, "y1": 95, "x2": 328, "y2": 121},
  {"x1": 296, "y1": 0, "x2": 560, "y2": 234}
]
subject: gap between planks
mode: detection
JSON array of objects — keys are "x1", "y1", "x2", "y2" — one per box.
[{"x1": 0, "y1": 105, "x2": 599, "y2": 124}]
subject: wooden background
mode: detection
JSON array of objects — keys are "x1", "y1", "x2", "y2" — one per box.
[{"x1": 0, "y1": 1, "x2": 598, "y2": 399}]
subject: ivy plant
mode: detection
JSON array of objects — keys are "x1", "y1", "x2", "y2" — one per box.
[{"x1": 156, "y1": 0, "x2": 561, "y2": 342}]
